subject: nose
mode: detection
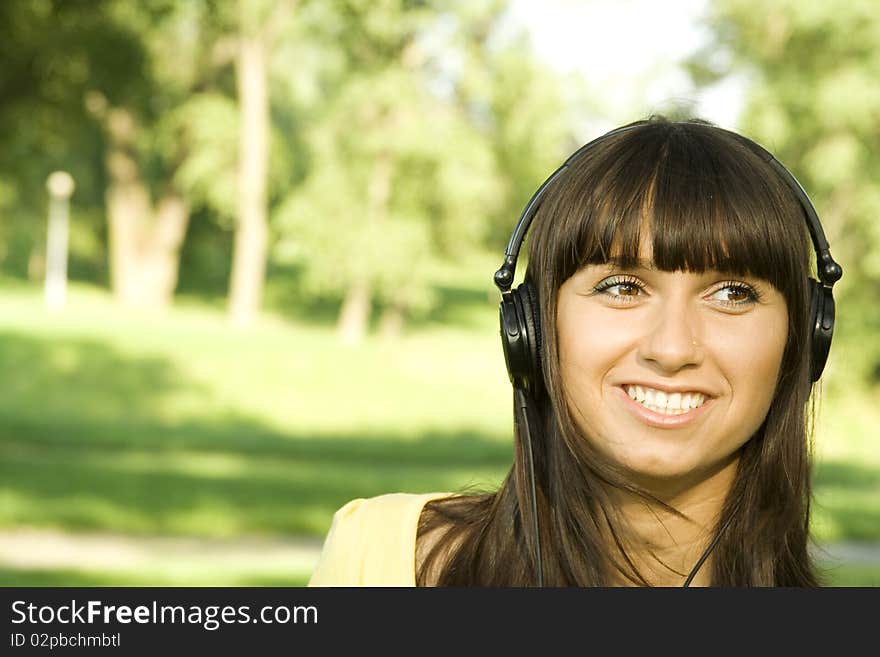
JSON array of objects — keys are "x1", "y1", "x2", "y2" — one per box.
[{"x1": 636, "y1": 297, "x2": 703, "y2": 373}]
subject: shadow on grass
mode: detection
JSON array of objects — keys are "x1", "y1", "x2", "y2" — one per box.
[
  {"x1": 0, "y1": 422, "x2": 511, "y2": 537},
  {"x1": 0, "y1": 423, "x2": 512, "y2": 537},
  {"x1": 813, "y1": 460, "x2": 880, "y2": 541},
  {"x1": 0, "y1": 330, "x2": 204, "y2": 427},
  {"x1": 1, "y1": 327, "x2": 877, "y2": 547},
  {"x1": 0, "y1": 329, "x2": 511, "y2": 539},
  {"x1": 816, "y1": 563, "x2": 880, "y2": 587},
  {"x1": 0, "y1": 567, "x2": 121, "y2": 586}
]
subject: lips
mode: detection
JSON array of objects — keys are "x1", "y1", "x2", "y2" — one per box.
[{"x1": 614, "y1": 385, "x2": 714, "y2": 429}]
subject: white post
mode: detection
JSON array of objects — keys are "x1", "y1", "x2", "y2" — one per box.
[{"x1": 45, "y1": 171, "x2": 75, "y2": 313}]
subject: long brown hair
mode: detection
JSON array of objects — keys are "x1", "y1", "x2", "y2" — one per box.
[{"x1": 417, "y1": 117, "x2": 824, "y2": 586}]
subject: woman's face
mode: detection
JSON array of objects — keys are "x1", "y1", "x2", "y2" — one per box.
[{"x1": 555, "y1": 243, "x2": 789, "y2": 494}]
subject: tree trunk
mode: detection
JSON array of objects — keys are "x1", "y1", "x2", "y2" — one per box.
[
  {"x1": 229, "y1": 23, "x2": 270, "y2": 328},
  {"x1": 104, "y1": 108, "x2": 189, "y2": 309},
  {"x1": 337, "y1": 278, "x2": 372, "y2": 345},
  {"x1": 378, "y1": 303, "x2": 405, "y2": 341},
  {"x1": 138, "y1": 192, "x2": 190, "y2": 307},
  {"x1": 335, "y1": 150, "x2": 395, "y2": 343}
]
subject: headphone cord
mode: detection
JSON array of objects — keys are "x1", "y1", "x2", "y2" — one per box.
[
  {"x1": 681, "y1": 500, "x2": 740, "y2": 587},
  {"x1": 515, "y1": 387, "x2": 543, "y2": 587}
]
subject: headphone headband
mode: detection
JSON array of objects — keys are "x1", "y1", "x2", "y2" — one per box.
[
  {"x1": 494, "y1": 124, "x2": 640, "y2": 292},
  {"x1": 493, "y1": 122, "x2": 843, "y2": 292},
  {"x1": 751, "y1": 150, "x2": 842, "y2": 287}
]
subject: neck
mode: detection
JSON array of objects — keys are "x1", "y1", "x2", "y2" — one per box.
[{"x1": 610, "y1": 454, "x2": 740, "y2": 587}]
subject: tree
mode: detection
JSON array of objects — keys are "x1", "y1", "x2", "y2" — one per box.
[
  {"x1": 228, "y1": 0, "x2": 304, "y2": 326},
  {"x1": 691, "y1": 0, "x2": 880, "y2": 388},
  {"x1": 0, "y1": 0, "x2": 274, "y2": 311},
  {"x1": 449, "y1": 19, "x2": 577, "y2": 249},
  {"x1": 0, "y1": 0, "x2": 142, "y2": 283},
  {"x1": 90, "y1": 1, "x2": 234, "y2": 309},
  {"x1": 274, "y1": 1, "x2": 506, "y2": 343},
  {"x1": 273, "y1": 0, "x2": 575, "y2": 343}
]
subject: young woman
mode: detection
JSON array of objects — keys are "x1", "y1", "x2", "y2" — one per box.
[{"x1": 308, "y1": 116, "x2": 843, "y2": 587}]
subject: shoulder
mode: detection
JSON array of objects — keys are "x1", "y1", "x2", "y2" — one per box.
[
  {"x1": 324, "y1": 493, "x2": 451, "y2": 540},
  {"x1": 308, "y1": 492, "x2": 452, "y2": 587},
  {"x1": 335, "y1": 492, "x2": 449, "y2": 522}
]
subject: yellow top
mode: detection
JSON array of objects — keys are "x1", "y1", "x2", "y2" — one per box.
[{"x1": 308, "y1": 492, "x2": 451, "y2": 587}]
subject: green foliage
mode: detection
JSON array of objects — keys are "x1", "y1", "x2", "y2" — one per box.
[
  {"x1": 0, "y1": 0, "x2": 575, "y2": 329},
  {"x1": 272, "y1": 3, "x2": 512, "y2": 315},
  {"x1": 0, "y1": 1, "x2": 232, "y2": 286},
  {"x1": 275, "y1": 93, "x2": 499, "y2": 312},
  {"x1": 0, "y1": 0, "x2": 143, "y2": 277},
  {"x1": 163, "y1": 93, "x2": 241, "y2": 225},
  {"x1": 272, "y1": 1, "x2": 574, "y2": 321},
  {"x1": 477, "y1": 45, "x2": 576, "y2": 247},
  {"x1": 158, "y1": 91, "x2": 295, "y2": 229}
]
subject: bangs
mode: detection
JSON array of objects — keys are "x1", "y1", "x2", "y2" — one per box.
[{"x1": 544, "y1": 121, "x2": 809, "y2": 291}]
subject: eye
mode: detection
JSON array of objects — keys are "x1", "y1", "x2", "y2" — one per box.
[
  {"x1": 592, "y1": 275, "x2": 645, "y2": 304},
  {"x1": 708, "y1": 281, "x2": 762, "y2": 308}
]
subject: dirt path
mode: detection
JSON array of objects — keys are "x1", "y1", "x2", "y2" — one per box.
[
  {"x1": 1, "y1": 527, "x2": 878, "y2": 579},
  {"x1": 0, "y1": 527, "x2": 324, "y2": 577}
]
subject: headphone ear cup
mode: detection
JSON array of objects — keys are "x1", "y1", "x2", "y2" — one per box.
[
  {"x1": 499, "y1": 291, "x2": 529, "y2": 392},
  {"x1": 498, "y1": 281, "x2": 543, "y2": 393},
  {"x1": 520, "y1": 281, "x2": 543, "y2": 388},
  {"x1": 808, "y1": 277, "x2": 835, "y2": 383}
]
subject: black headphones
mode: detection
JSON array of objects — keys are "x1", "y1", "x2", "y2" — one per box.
[
  {"x1": 493, "y1": 122, "x2": 843, "y2": 587},
  {"x1": 494, "y1": 122, "x2": 844, "y2": 393}
]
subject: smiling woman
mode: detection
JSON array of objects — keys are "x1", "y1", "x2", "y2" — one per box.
[{"x1": 308, "y1": 117, "x2": 843, "y2": 587}]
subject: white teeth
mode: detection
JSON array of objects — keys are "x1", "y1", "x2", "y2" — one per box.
[{"x1": 623, "y1": 385, "x2": 707, "y2": 414}]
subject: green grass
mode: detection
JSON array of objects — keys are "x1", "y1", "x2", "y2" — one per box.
[
  {"x1": 0, "y1": 567, "x2": 309, "y2": 587},
  {"x1": 0, "y1": 269, "x2": 877, "y2": 586},
  {"x1": 0, "y1": 279, "x2": 511, "y2": 540},
  {"x1": 0, "y1": 562, "x2": 874, "y2": 588},
  {"x1": 811, "y1": 390, "x2": 880, "y2": 543},
  {"x1": 818, "y1": 564, "x2": 880, "y2": 587}
]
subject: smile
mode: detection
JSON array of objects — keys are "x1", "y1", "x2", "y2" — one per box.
[
  {"x1": 622, "y1": 385, "x2": 707, "y2": 415},
  {"x1": 615, "y1": 385, "x2": 714, "y2": 428}
]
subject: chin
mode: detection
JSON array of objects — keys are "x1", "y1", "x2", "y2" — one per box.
[
  {"x1": 617, "y1": 446, "x2": 741, "y2": 499},
  {"x1": 626, "y1": 462, "x2": 695, "y2": 484},
  {"x1": 614, "y1": 447, "x2": 701, "y2": 487}
]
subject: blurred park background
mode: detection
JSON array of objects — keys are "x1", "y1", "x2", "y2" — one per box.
[{"x1": 0, "y1": 0, "x2": 878, "y2": 586}]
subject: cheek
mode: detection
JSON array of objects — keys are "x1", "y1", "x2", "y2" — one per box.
[
  {"x1": 720, "y1": 310, "x2": 789, "y2": 417},
  {"x1": 559, "y1": 318, "x2": 625, "y2": 369},
  {"x1": 557, "y1": 307, "x2": 632, "y2": 414}
]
